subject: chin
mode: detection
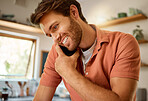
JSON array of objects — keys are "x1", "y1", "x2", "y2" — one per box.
[
  {"x1": 67, "y1": 47, "x2": 73, "y2": 51},
  {"x1": 68, "y1": 45, "x2": 77, "y2": 51}
]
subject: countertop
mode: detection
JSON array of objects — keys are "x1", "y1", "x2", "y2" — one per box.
[{"x1": 3, "y1": 96, "x2": 71, "y2": 101}]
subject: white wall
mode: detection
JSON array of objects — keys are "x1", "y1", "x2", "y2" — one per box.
[
  {"x1": 0, "y1": 0, "x2": 41, "y2": 24},
  {"x1": 32, "y1": 32, "x2": 53, "y2": 80},
  {"x1": 79, "y1": 0, "x2": 148, "y2": 99}
]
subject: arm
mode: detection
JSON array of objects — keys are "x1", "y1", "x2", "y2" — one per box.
[
  {"x1": 110, "y1": 77, "x2": 137, "y2": 101},
  {"x1": 33, "y1": 45, "x2": 61, "y2": 101},
  {"x1": 33, "y1": 84, "x2": 56, "y2": 101},
  {"x1": 62, "y1": 67, "x2": 137, "y2": 101},
  {"x1": 55, "y1": 45, "x2": 138, "y2": 101}
]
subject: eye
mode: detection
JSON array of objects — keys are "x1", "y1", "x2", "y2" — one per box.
[
  {"x1": 54, "y1": 25, "x2": 58, "y2": 29},
  {"x1": 51, "y1": 24, "x2": 59, "y2": 32}
]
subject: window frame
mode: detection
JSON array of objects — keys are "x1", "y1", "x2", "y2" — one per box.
[{"x1": 0, "y1": 32, "x2": 37, "y2": 79}]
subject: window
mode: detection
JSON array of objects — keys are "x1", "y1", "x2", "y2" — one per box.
[{"x1": 0, "y1": 33, "x2": 36, "y2": 79}]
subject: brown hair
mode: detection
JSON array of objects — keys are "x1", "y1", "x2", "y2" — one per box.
[{"x1": 30, "y1": 0, "x2": 87, "y2": 25}]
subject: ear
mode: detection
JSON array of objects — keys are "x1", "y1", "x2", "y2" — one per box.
[{"x1": 70, "y1": 4, "x2": 79, "y2": 19}]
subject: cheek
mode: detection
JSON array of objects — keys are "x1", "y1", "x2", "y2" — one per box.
[
  {"x1": 57, "y1": 27, "x2": 69, "y2": 37},
  {"x1": 59, "y1": 25, "x2": 64, "y2": 31},
  {"x1": 58, "y1": 22, "x2": 70, "y2": 32},
  {"x1": 70, "y1": 25, "x2": 82, "y2": 41}
]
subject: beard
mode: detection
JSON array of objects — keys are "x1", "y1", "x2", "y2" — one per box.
[{"x1": 67, "y1": 17, "x2": 82, "y2": 51}]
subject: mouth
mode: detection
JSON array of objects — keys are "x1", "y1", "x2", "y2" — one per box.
[{"x1": 61, "y1": 36, "x2": 68, "y2": 45}]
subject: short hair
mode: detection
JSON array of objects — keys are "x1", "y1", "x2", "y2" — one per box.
[{"x1": 30, "y1": 0, "x2": 87, "y2": 25}]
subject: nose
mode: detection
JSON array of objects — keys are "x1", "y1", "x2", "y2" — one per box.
[{"x1": 52, "y1": 33, "x2": 60, "y2": 43}]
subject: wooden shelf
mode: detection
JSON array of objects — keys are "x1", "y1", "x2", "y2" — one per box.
[
  {"x1": 141, "y1": 62, "x2": 148, "y2": 67},
  {"x1": 0, "y1": 19, "x2": 43, "y2": 34},
  {"x1": 138, "y1": 39, "x2": 148, "y2": 44},
  {"x1": 98, "y1": 14, "x2": 147, "y2": 28}
]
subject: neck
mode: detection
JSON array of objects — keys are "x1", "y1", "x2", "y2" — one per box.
[{"x1": 79, "y1": 22, "x2": 96, "y2": 51}]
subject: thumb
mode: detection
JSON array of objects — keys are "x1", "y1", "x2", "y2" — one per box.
[{"x1": 55, "y1": 44, "x2": 65, "y2": 56}]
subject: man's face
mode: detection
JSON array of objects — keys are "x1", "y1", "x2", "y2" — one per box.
[{"x1": 40, "y1": 11, "x2": 82, "y2": 51}]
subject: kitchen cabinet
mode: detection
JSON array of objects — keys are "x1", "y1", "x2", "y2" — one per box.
[{"x1": 98, "y1": 14, "x2": 147, "y2": 28}]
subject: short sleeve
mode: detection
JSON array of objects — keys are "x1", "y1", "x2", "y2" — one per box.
[
  {"x1": 110, "y1": 34, "x2": 140, "y2": 80},
  {"x1": 40, "y1": 44, "x2": 62, "y2": 87}
]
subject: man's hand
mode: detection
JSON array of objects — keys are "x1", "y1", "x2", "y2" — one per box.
[{"x1": 55, "y1": 45, "x2": 80, "y2": 80}]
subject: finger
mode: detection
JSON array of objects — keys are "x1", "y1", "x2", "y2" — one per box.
[
  {"x1": 53, "y1": 39, "x2": 59, "y2": 46},
  {"x1": 55, "y1": 44, "x2": 65, "y2": 56},
  {"x1": 71, "y1": 49, "x2": 80, "y2": 59},
  {"x1": 53, "y1": 34, "x2": 60, "y2": 45}
]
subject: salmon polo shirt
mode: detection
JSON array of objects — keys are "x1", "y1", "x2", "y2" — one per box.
[{"x1": 40, "y1": 25, "x2": 140, "y2": 101}]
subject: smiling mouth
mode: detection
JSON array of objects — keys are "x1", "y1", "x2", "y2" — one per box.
[{"x1": 62, "y1": 36, "x2": 68, "y2": 44}]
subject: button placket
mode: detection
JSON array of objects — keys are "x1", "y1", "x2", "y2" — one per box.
[
  {"x1": 85, "y1": 72, "x2": 88, "y2": 75},
  {"x1": 84, "y1": 62, "x2": 90, "y2": 76}
]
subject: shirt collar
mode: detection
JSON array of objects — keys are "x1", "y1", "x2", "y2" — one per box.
[
  {"x1": 81, "y1": 38, "x2": 97, "y2": 64},
  {"x1": 90, "y1": 24, "x2": 110, "y2": 57}
]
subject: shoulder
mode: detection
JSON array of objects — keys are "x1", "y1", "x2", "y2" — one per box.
[
  {"x1": 104, "y1": 30, "x2": 135, "y2": 41},
  {"x1": 102, "y1": 30, "x2": 138, "y2": 47},
  {"x1": 46, "y1": 44, "x2": 58, "y2": 63}
]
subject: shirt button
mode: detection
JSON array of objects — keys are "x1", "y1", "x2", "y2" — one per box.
[{"x1": 85, "y1": 72, "x2": 88, "y2": 75}]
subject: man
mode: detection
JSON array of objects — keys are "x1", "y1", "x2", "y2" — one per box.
[{"x1": 31, "y1": 0, "x2": 140, "y2": 101}]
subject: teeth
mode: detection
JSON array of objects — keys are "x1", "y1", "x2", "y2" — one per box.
[{"x1": 62, "y1": 36, "x2": 68, "y2": 44}]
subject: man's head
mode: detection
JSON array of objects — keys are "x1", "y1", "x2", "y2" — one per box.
[
  {"x1": 30, "y1": 0, "x2": 87, "y2": 51},
  {"x1": 31, "y1": 0, "x2": 87, "y2": 25}
]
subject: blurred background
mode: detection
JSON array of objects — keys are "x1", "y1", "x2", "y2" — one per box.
[{"x1": 0, "y1": 0, "x2": 148, "y2": 101}]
